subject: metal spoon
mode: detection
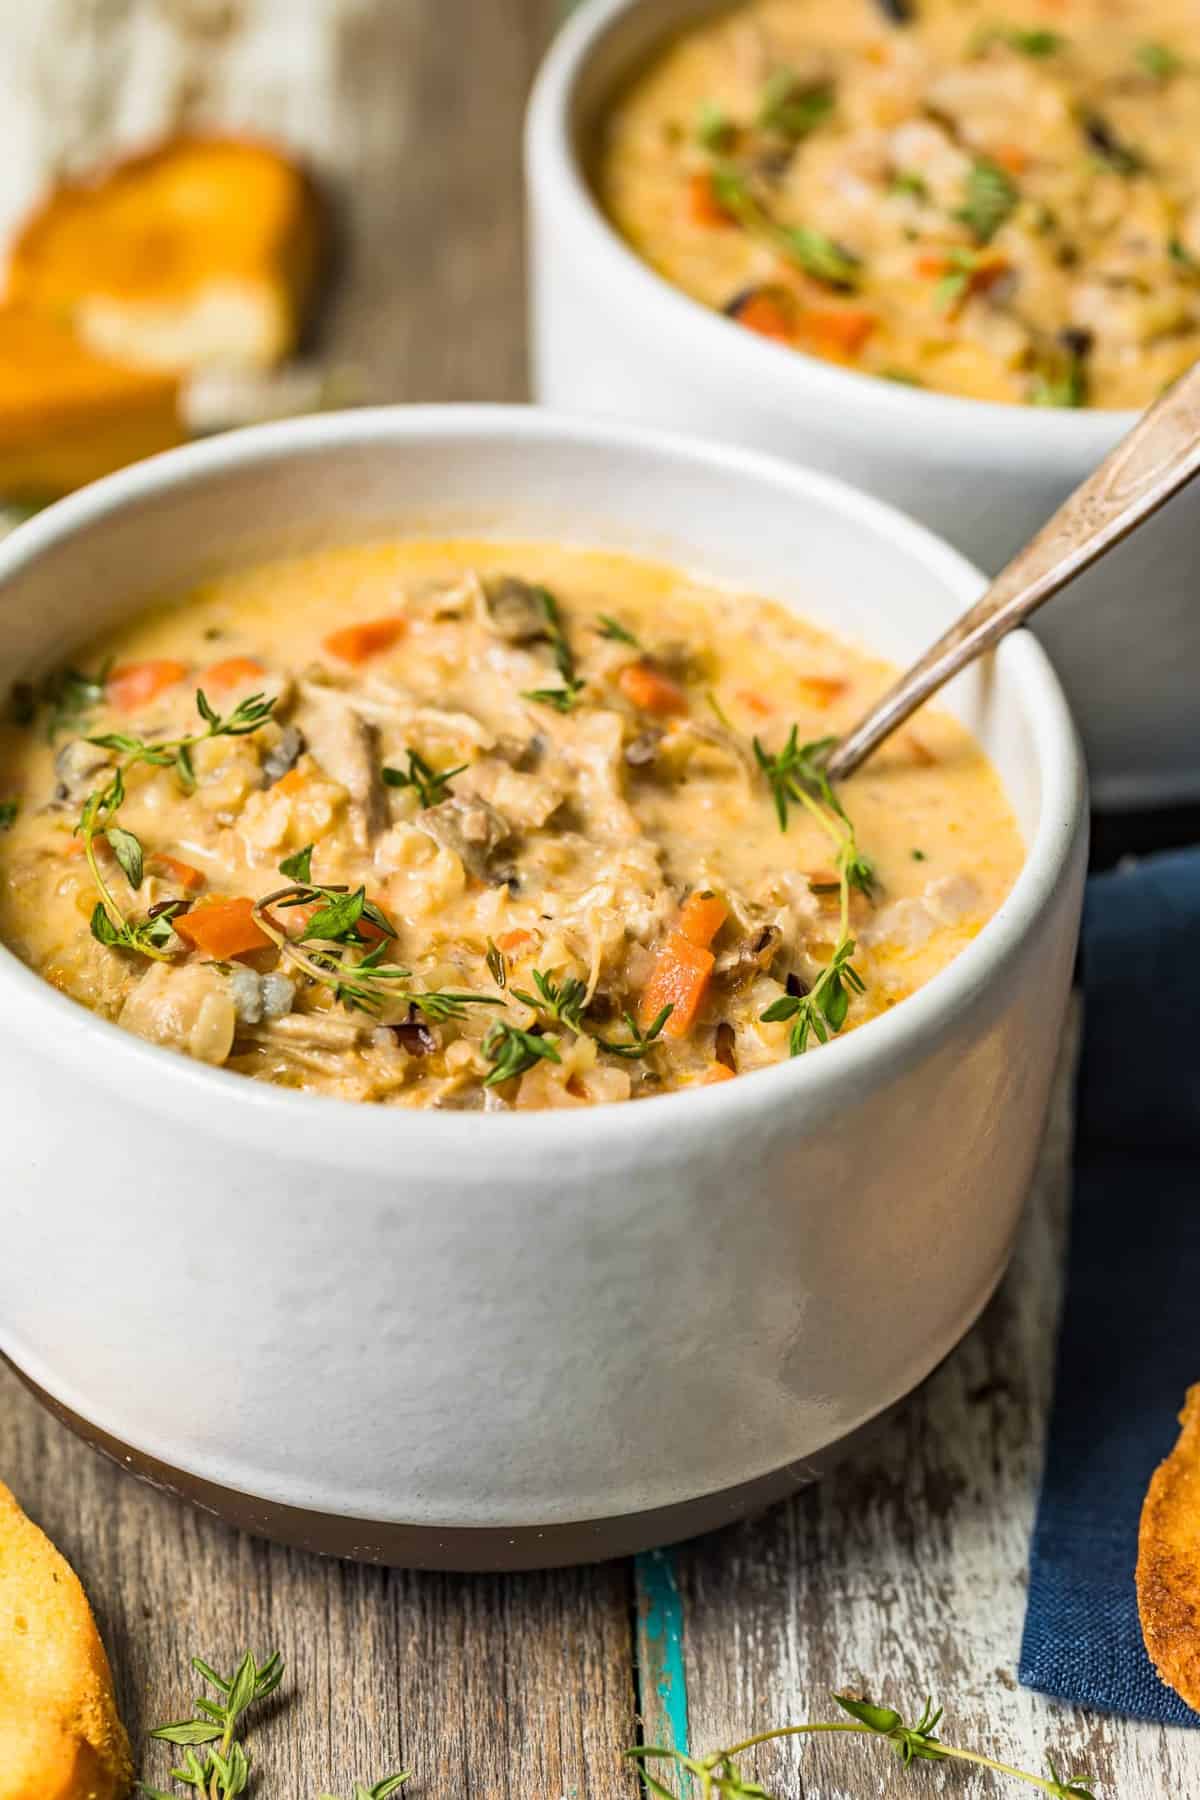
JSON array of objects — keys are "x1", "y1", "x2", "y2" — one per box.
[{"x1": 824, "y1": 360, "x2": 1200, "y2": 783}]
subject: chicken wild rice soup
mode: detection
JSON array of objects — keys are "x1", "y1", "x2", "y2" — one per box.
[
  {"x1": 598, "y1": 0, "x2": 1200, "y2": 406},
  {"x1": 0, "y1": 541, "x2": 1022, "y2": 1108}
]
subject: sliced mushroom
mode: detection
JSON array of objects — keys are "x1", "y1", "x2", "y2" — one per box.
[
  {"x1": 261, "y1": 724, "x2": 306, "y2": 788},
  {"x1": 484, "y1": 574, "x2": 550, "y2": 644},
  {"x1": 713, "y1": 923, "x2": 783, "y2": 990},
  {"x1": 227, "y1": 966, "x2": 296, "y2": 1026},
  {"x1": 295, "y1": 691, "x2": 386, "y2": 846},
  {"x1": 52, "y1": 738, "x2": 114, "y2": 806},
  {"x1": 624, "y1": 728, "x2": 663, "y2": 768},
  {"x1": 418, "y1": 794, "x2": 512, "y2": 882}
]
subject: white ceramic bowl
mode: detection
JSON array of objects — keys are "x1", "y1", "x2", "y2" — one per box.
[
  {"x1": 526, "y1": 0, "x2": 1199, "y2": 810},
  {"x1": 0, "y1": 407, "x2": 1085, "y2": 1569}
]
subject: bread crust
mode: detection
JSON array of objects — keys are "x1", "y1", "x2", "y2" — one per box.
[
  {"x1": 7, "y1": 132, "x2": 325, "y2": 372},
  {"x1": 0, "y1": 1479, "x2": 132, "y2": 1800},
  {"x1": 1137, "y1": 1385, "x2": 1200, "y2": 1712}
]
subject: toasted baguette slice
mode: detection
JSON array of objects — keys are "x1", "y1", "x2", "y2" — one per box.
[
  {"x1": 0, "y1": 306, "x2": 182, "y2": 499},
  {"x1": 1138, "y1": 1385, "x2": 1200, "y2": 1712},
  {"x1": 0, "y1": 1479, "x2": 132, "y2": 1800},
  {"x1": 9, "y1": 134, "x2": 324, "y2": 373}
]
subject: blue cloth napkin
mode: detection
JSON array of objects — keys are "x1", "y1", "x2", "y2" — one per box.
[{"x1": 1020, "y1": 847, "x2": 1200, "y2": 1723}]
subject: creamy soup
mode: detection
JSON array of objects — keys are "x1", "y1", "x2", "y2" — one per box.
[
  {"x1": 598, "y1": 0, "x2": 1200, "y2": 406},
  {"x1": 0, "y1": 541, "x2": 1022, "y2": 1108}
]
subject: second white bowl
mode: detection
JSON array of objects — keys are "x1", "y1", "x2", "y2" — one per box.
[{"x1": 526, "y1": 0, "x2": 1200, "y2": 810}]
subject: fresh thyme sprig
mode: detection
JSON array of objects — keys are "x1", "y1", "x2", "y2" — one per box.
[
  {"x1": 318, "y1": 1780, "x2": 412, "y2": 1800},
  {"x1": 594, "y1": 1004, "x2": 673, "y2": 1060},
  {"x1": 595, "y1": 615, "x2": 641, "y2": 648},
  {"x1": 511, "y1": 967, "x2": 588, "y2": 1031},
  {"x1": 709, "y1": 165, "x2": 860, "y2": 289},
  {"x1": 482, "y1": 1018, "x2": 561, "y2": 1086},
  {"x1": 381, "y1": 749, "x2": 467, "y2": 809},
  {"x1": 77, "y1": 688, "x2": 278, "y2": 956},
  {"x1": 255, "y1": 861, "x2": 503, "y2": 1023},
  {"x1": 753, "y1": 726, "x2": 873, "y2": 1055},
  {"x1": 627, "y1": 1692, "x2": 1097, "y2": 1798},
  {"x1": 521, "y1": 676, "x2": 586, "y2": 713},
  {"x1": 138, "y1": 1648, "x2": 283, "y2": 1800}
]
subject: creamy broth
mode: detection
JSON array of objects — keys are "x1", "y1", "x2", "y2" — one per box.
[
  {"x1": 0, "y1": 541, "x2": 1022, "y2": 1107},
  {"x1": 598, "y1": 0, "x2": 1200, "y2": 406}
]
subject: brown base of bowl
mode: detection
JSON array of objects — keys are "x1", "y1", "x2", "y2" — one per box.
[{"x1": 6, "y1": 1356, "x2": 910, "y2": 1570}]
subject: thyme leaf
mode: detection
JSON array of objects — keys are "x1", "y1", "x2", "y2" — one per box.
[
  {"x1": 482, "y1": 1019, "x2": 561, "y2": 1086},
  {"x1": 628, "y1": 1692, "x2": 1097, "y2": 1797},
  {"x1": 756, "y1": 69, "x2": 834, "y2": 140},
  {"x1": 381, "y1": 749, "x2": 467, "y2": 809},
  {"x1": 139, "y1": 1648, "x2": 282, "y2": 1800},
  {"x1": 512, "y1": 968, "x2": 588, "y2": 1031},
  {"x1": 0, "y1": 800, "x2": 17, "y2": 830},
  {"x1": 1137, "y1": 41, "x2": 1184, "y2": 80},
  {"x1": 956, "y1": 158, "x2": 1018, "y2": 244},
  {"x1": 521, "y1": 677, "x2": 586, "y2": 713},
  {"x1": 594, "y1": 1004, "x2": 673, "y2": 1060},
  {"x1": 595, "y1": 614, "x2": 641, "y2": 648},
  {"x1": 318, "y1": 1780, "x2": 412, "y2": 1800},
  {"x1": 41, "y1": 663, "x2": 110, "y2": 741}
]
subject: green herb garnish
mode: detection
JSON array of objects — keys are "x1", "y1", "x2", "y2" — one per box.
[
  {"x1": 628, "y1": 1693, "x2": 1097, "y2": 1798},
  {"x1": 0, "y1": 800, "x2": 16, "y2": 830},
  {"x1": 890, "y1": 170, "x2": 929, "y2": 201},
  {"x1": 1031, "y1": 339, "x2": 1089, "y2": 408},
  {"x1": 78, "y1": 689, "x2": 276, "y2": 957},
  {"x1": 482, "y1": 1019, "x2": 562, "y2": 1086},
  {"x1": 1137, "y1": 41, "x2": 1184, "y2": 80},
  {"x1": 595, "y1": 615, "x2": 641, "y2": 648},
  {"x1": 512, "y1": 967, "x2": 588, "y2": 1031},
  {"x1": 999, "y1": 26, "x2": 1065, "y2": 57},
  {"x1": 709, "y1": 166, "x2": 861, "y2": 289},
  {"x1": 138, "y1": 1648, "x2": 283, "y2": 1800},
  {"x1": 594, "y1": 1004, "x2": 673, "y2": 1061},
  {"x1": 756, "y1": 69, "x2": 834, "y2": 140},
  {"x1": 696, "y1": 99, "x2": 733, "y2": 151},
  {"x1": 753, "y1": 726, "x2": 872, "y2": 1054},
  {"x1": 931, "y1": 246, "x2": 985, "y2": 309},
  {"x1": 319, "y1": 1780, "x2": 412, "y2": 1800},
  {"x1": 522, "y1": 677, "x2": 586, "y2": 713},
  {"x1": 1170, "y1": 236, "x2": 1200, "y2": 275},
  {"x1": 381, "y1": 748, "x2": 467, "y2": 808},
  {"x1": 956, "y1": 158, "x2": 1018, "y2": 244}
]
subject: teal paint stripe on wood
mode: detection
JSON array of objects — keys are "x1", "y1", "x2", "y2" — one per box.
[{"x1": 635, "y1": 1548, "x2": 691, "y2": 1761}]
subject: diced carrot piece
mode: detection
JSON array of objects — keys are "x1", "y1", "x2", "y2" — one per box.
[
  {"x1": 916, "y1": 252, "x2": 951, "y2": 278},
  {"x1": 677, "y1": 889, "x2": 728, "y2": 950},
  {"x1": 798, "y1": 307, "x2": 877, "y2": 359},
  {"x1": 639, "y1": 928, "x2": 715, "y2": 1040},
  {"x1": 497, "y1": 928, "x2": 534, "y2": 954},
  {"x1": 175, "y1": 897, "x2": 271, "y2": 959},
  {"x1": 321, "y1": 617, "x2": 408, "y2": 664},
  {"x1": 687, "y1": 169, "x2": 734, "y2": 228},
  {"x1": 618, "y1": 660, "x2": 688, "y2": 716},
  {"x1": 736, "y1": 688, "x2": 774, "y2": 718},
  {"x1": 798, "y1": 674, "x2": 848, "y2": 709},
  {"x1": 702, "y1": 1063, "x2": 736, "y2": 1084},
  {"x1": 149, "y1": 854, "x2": 206, "y2": 893},
  {"x1": 734, "y1": 291, "x2": 795, "y2": 343},
  {"x1": 202, "y1": 655, "x2": 265, "y2": 690},
  {"x1": 993, "y1": 143, "x2": 1028, "y2": 175},
  {"x1": 274, "y1": 768, "x2": 307, "y2": 797},
  {"x1": 106, "y1": 659, "x2": 189, "y2": 713}
]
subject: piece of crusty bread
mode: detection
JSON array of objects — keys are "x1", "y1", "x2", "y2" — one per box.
[
  {"x1": 0, "y1": 1479, "x2": 132, "y2": 1800},
  {"x1": 1138, "y1": 1385, "x2": 1200, "y2": 1712},
  {"x1": 8, "y1": 133, "x2": 324, "y2": 374},
  {"x1": 0, "y1": 305, "x2": 183, "y2": 499}
]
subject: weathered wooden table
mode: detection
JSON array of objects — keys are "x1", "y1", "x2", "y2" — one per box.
[{"x1": 1, "y1": 5, "x2": 1196, "y2": 1795}]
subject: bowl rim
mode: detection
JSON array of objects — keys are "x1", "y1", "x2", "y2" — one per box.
[
  {"x1": 0, "y1": 403, "x2": 1085, "y2": 1163},
  {"x1": 525, "y1": 0, "x2": 1140, "y2": 455}
]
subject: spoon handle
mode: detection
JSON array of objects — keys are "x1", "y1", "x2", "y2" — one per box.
[{"x1": 824, "y1": 359, "x2": 1200, "y2": 783}]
